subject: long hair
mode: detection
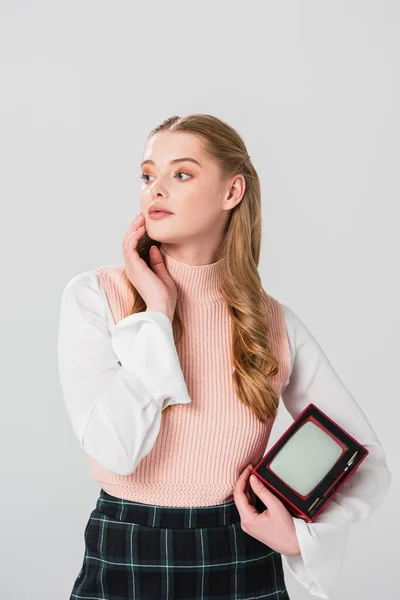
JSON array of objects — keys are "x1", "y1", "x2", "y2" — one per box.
[{"x1": 130, "y1": 113, "x2": 280, "y2": 424}]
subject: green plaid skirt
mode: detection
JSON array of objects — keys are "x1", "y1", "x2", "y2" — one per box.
[{"x1": 69, "y1": 488, "x2": 290, "y2": 599}]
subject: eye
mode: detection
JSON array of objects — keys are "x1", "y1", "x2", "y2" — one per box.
[
  {"x1": 175, "y1": 170, "x2": 191, "y2": 180},
  {"x1": 139, "y1": 173, "x2": 154, "y2": 183},
  {"x1": 139, "y1": 170, "x2": 192, "y2": 184}
]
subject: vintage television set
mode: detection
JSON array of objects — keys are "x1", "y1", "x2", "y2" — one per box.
[{"x1": 251, "y1": 403, "x2": 369, "y2": 522}]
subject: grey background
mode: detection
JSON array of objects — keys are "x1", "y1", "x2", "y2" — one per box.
[{"x1": 0, "y1": 1, "x2": 398, "y2": 598}]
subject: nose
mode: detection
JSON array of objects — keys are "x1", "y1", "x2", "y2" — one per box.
[{"x1": 149, "y1": 175, "x2": 168, "y2": 199}]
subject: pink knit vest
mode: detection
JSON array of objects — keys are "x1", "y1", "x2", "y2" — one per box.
[{"x1": 88, "y1": 264, "x2": 291, "y2": 506}]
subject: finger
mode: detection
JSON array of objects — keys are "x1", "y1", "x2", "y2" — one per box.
[
  {"x1": 123, "y1": 224, "x2": 145, "y2": 254},
  {"x1": 123, "y1": 215, "x2": 144, "y2": 247},
  {"x1": 246, "y1": 483, "x2": 257, "y2": 506},
  {"x1": 148, "y1": 246, "x2": 170, "y2": 277},
  {"x1": 249, "y1": 485, "x2": 257, "y2": 505},
  {"x1": 234, "y1": 465, "x2": 259, "y2": 522},
  {"x1": 249, "y1": 475, "x2": 283, "y2": 512},
  {"x1": 122, "y1": 229, "x2": 143, "y2": 261},
  {"x1": 125, "y1": 218, "x2": 144, "y2": 242},
  {"x1": 124, "y1": 216, "x2": 142, "y2": 236},
  {"x1": 244, "y1": 479, "x2": 252, "y2": 505},
  {"x1": 130, "y1": 213, "x2": 144, "y2": 229},
  {"x1": 245, "y1": 464, "x2": 256, "y2": 505}
]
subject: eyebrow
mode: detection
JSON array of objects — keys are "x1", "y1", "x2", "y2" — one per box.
[{"x1": 140, "y1": 157, "x2": 202, "y2": 168}]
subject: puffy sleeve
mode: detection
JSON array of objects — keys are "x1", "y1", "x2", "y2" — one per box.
[
  {"x1": 57, "y1": 269, "x2": 192, "y2": 476},
  {"x1": 279, "y1": 303, "x2": 391, "y2": 599}
]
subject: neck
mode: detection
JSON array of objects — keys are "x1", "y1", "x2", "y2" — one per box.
[{"x1": 159, "y1": 246, "x2": 225, "y2": 303}]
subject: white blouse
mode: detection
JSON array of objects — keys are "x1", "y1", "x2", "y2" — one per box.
[{"x1": 57, "y1": 270, "x2": 391, "y2": 599}]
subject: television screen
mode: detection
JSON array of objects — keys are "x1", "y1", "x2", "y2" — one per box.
[{"x1": 268, "y1": 420, "x2": 345, "y2": 495}]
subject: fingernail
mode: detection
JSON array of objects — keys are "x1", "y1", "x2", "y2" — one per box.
[{"x1": 250, "y1": 475, "x2": 256, "y2": 483}]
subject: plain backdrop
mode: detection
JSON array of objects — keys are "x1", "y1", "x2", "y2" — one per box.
[{"x1": 0, "y1": 1, "x2": 398, "y2": 599}]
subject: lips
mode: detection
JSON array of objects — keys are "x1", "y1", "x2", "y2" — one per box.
[
  {"x1": 148, "y1": 210, "x2": 174, "y2": 220},
  {"x1": 148, "y1": 205, "x2": 173, "y2": 215}
]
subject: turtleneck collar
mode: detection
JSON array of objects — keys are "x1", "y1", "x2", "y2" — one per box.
[{"x1": 158, "y1": 246, "x2": 225, "y2": 303}]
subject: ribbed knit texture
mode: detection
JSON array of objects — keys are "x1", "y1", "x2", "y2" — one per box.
[{"x1": 91, "y1": 247, "x2": 291, "y2": 507}]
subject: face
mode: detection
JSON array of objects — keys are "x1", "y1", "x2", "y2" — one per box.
[{"x1": 139, "y1": 131, "x2": 245, "y2": 262}]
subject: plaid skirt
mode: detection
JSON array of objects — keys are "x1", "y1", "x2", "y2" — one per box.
[{"x1": 69, "y1": 488, "x2": 290, "y2": 600}]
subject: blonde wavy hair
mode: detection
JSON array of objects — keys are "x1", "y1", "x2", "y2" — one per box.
[{"x1": 130, "y1": 113, "x2": 280, "y2": 424}]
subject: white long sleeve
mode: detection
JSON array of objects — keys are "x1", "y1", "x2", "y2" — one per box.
[
  {"x1": 57, "y1": 270, "x2": 192, "y2": 476},
  {"x1": 279, "y1": 303, "x2": 391, "y2": 599}
]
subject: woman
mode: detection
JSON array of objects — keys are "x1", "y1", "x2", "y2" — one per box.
[{"x1": 58, "y1": 113, "x2": 391, "y2": 599}]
